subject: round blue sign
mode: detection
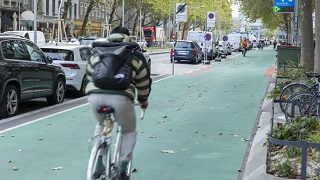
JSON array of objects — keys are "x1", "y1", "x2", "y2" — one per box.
[
  {"x1": 205, "y1": 34, "x2": 212, "y2": 41},
  {"x1": 222, "y1": 36, "x2": 228, "y2": 41},
  {"x1": 208, "y1": 13, "x2": 214, "y2": 19}
]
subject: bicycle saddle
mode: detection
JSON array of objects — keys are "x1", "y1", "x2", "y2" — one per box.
[
  {"x1": 306, "y1": 73, "x2": 320, "y2": 78},
  {"x1": 97, "y1": 106, "x2": 115, "y2": 114}
]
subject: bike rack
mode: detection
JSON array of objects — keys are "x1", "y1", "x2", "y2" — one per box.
[{"x1": 269, "y1": 98, "x2": 320, "y2": 180}]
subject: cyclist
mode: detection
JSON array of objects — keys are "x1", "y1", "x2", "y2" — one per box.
[
  {"x1": 86, "y1": 26, "x2": 152, "y2": 180},
  {"x1": 241, "y1": 38, "x2": 248, "y2": 56}
]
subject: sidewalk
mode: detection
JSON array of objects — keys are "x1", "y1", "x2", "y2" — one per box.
[{"x1": 0, "y1": 47, "x2": 278, "y2": 180}]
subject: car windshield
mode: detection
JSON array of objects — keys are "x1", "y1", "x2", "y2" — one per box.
[
  {"x1": 175, "y1": 42, "x2": 191, "y2": 48},
  {"x1": 41, "y1": 48, "x2": 74, "y2": 61}
]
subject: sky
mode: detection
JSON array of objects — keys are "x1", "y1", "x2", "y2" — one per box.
[{"x1": 232, "y1": 3, "x2": 240, "y2": 17}]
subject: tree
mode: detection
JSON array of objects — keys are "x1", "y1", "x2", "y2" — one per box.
[
  {"x1": 314, "y1": 0, "x2": 320, "y2": 72},
  {"x1": 299, "y1": 0, "x2": 314, "y2": 69}
]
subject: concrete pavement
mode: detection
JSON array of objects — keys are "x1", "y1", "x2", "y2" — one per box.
[{"x1": 0, "y1": 46, "x2": 282, "y2": 180}]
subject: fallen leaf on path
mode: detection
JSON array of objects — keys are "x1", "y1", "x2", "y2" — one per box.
[
  {"x1": 161, "y1": 150, "x2": 175, "y2": 154},
  {"x1": 241, "y1": 138, "x2": 250, "y2": 142},
  {"x1": 52, "y1": 166, "x2": 63, "y2": 170}
]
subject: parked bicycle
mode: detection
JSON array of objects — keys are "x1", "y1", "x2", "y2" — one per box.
[
  {"x1": 283, "y1": 73, "x2": 320, "y2": 122},
  {"x1": 279, "y1": 72, "x2": 318, "y2": 114},
  {"x1": 87, "y1": 104, "x2": 145, "y2": 180}
]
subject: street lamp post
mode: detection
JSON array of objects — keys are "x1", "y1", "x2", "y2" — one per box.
[{"x1": 188, "y1": 5, "x2": 204, "y2": 31}]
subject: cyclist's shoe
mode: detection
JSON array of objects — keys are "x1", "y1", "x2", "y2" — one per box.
[{"x1": 116, "y1": 172, "x2": 129, "y2": 180}]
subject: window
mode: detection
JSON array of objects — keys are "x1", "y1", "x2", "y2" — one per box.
[
  {"x1": 74, "y1": 4, "x2": 77, "y2": 18},
  {"x1": 80, "y1": 2, "x2": 83, "y2": 16},
  {"x1": 46, "y1": 0, "x2": 50, "y2": 15},
  {"x1": 52, "y1": 0, "x2": 56, "y2": 15},
  {"x1": 24, "y1": 41, "x2": 46, "y2": 62},
  {"x1": 69, "y1": 5, "x2": 72, "y2": 18},
  {"x1": 79, "y1": 48, "x2": 92, "y2": 61},
  {"x1": 12, "y1": 41, "x2": 29, "y2": 60},
  {"x1": 1, "y1": 41, "x2": 16, "y2": 60},
  {"x1": 42, "y1": 49, "x2": 74, "y2": 61}
]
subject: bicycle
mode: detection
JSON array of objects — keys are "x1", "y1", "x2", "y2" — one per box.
[
  {"x1": 283, "y1": 73, "x2": 320, "y2": 122},
  {"x1": 242, "y1": 47, "x2": 247, "y2": 57},
  {"x1": 87, "y1": 104, "x2": 145, "y2": 180},
  {"x1": 279, "y1": 72, "x2": 318, "y2": 114}
]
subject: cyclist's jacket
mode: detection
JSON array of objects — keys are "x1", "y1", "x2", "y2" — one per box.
[
  {"x1": 85, "y1": 33, "x2": 152, "y2": 102},
  {"x1": 241, "y1": 40, "x2": 248, "y2": 48}
]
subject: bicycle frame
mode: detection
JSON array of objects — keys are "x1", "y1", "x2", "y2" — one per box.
[{"x1": 87, "y1": 104, "x2": 145, "y2": 180}]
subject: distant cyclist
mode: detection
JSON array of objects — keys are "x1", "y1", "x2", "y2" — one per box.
[
  {"x1": 241, "y1": 38, "x2": 248, "y2": 57},
  {"x1": 86, "y1": 26, "x2": 152, "y2": 180}
]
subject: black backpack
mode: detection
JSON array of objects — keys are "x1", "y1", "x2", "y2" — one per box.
[{"x1": 90, "y1": 42, "x2": 141, "y2": 90}]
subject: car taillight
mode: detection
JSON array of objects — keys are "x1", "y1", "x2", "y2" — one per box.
[
  {"x1": 171, "y1": 48, "x2": 174, "y2": 53},
  {"x1": 192, "y1": 49, "x2": 197, "y2": 55},
  {"x1": 60, "y1": 63, "x2": 80, "y2": 69}
]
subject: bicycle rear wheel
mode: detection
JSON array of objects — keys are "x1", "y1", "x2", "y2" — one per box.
[
  {"x1": 284, "y1": 92, "x2": 314, "y2": 122},
  {"x1": 279, "y1": 83, "x2": 309, "y2": 113},
  {"x1": 87, "y1": 142, "x2": 112, "y2": 180}
]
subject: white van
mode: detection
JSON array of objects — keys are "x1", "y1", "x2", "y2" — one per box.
[
  {"x1": 227, "y1": 34, "x2": 242, "y2": 52},
  {"x1": 3, "y1": 31, "x2": 46, "y2": 46},
  {"x1": 187, "y1": 31, "x2": 217, "y2": 60}
]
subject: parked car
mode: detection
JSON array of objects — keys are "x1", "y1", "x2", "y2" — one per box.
[
  {"x1": 0, "y1": 35, "x2": 66, "y2": 119},
  {"x1": 218, "y1": 41, "x2": 232, "y2": 57},
  {"x1": 170, "y1": 40, "x2": 203, "y2": 64},
  {"x1": 41, "y1": 44, "x2": 92, "y2": 97},
  {"x1": 2, "y1": 31, "x2": 46, "y2": 46}
]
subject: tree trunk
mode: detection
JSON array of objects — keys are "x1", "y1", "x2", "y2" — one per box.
[
  {"x1": 315, "y1": 0, "x2": 320, "y2": 72},
  {"x1": 62, "y1": 0, "x2": 72, "y2": 24},
  {"x1": 79, "y1": 1, "x2": 94, "y2": 36},
  {"x1": 300, "y1": 0, "x2": 314, "y2": 70}
]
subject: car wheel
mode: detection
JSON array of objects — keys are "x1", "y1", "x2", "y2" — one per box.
[
  {"x1": 0, "y1": 85, "x2": 19, "y2": 119},
  {"x1": 47, "y1": 78, "x2": 65, "y2": 105},
  {"x1": 75, "y1": 76, "x2": 88, "y2": 97}
]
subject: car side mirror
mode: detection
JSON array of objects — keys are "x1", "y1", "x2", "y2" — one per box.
[{"x1": 47, "y1": 56, "x2": 53, "y2": 63}]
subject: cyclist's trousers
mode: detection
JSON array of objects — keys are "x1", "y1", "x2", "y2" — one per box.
[{"x1": 88, "y1": 94, "x2": 137, "y2": 162}]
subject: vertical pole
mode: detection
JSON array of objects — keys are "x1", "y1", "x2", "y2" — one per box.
[
  {"x1": 18, "y1": 0, "x2": 20, "y2": 30},
  {"x1": 122, "y1": 0, "x2": 124, "y2": 27},
  {"x1": 204, "y1": 12, "x2": 207, "y2": 64},
  {"x1": 139, "y1": 0, "x2": 142, "y2": 46},
  {"x1": 172, "y1": 3, "x2": 176, "y2": 75},
  {"x1": 194, "y1": 5, "x2": 196, "y2": 31},
  {"x1": 294, "y1": 0, "x2": 299, "y2": 45},
  {"x1": 34, "y1": 0, "x2": 37, "y2": 44},
  {"x1": 168, "y1": 1, "x2": 171, "y2": 44}
]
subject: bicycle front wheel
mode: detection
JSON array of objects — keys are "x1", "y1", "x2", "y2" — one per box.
[
  {"x1": 284, "y1": 92, "x2": 314, "y2": 122},
  {"x1": 87, "y1": 143, "x2": 112, "y2": 180},
  {"x1": 279, "y1": 83, "x2": 309, "y2": 113}
]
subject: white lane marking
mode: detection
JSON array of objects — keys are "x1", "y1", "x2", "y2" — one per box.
[
  {"x1": 0, "y1": 74, "x2": 174, "y2": 133},
  {"x1": 0, "y1": 103, "x2": 88, "y2": 134}
]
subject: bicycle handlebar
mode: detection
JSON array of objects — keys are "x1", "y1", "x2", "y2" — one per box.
[{"x1": 133, "y1": 103, "x2": 145, "y2": 120}]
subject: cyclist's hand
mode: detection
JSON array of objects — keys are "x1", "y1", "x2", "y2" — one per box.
[{"x1": 139, "y1": 100, "x2": 149, "y2": 109}]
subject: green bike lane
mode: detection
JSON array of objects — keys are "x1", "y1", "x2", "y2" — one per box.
[{"x1": 0, "y1": 47, "x2": 276, "y2": 180}]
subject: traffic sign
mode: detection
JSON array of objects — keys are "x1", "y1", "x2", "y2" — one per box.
[
  {"x1": 175, "y1": 3, "x2": 187, "y2": 22},
  {"x1": 206, "y1": 12, "x2": 215, "y2": 28},
  {"x1": 205, "y1": 34, "x2": 211, "y2": 41},
  {"x1": 222, "y1": 36, "x2": 228, "y2": 41},
  {"x1": 274, "y1": 0, "x2": 295, "y2": 13}
]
